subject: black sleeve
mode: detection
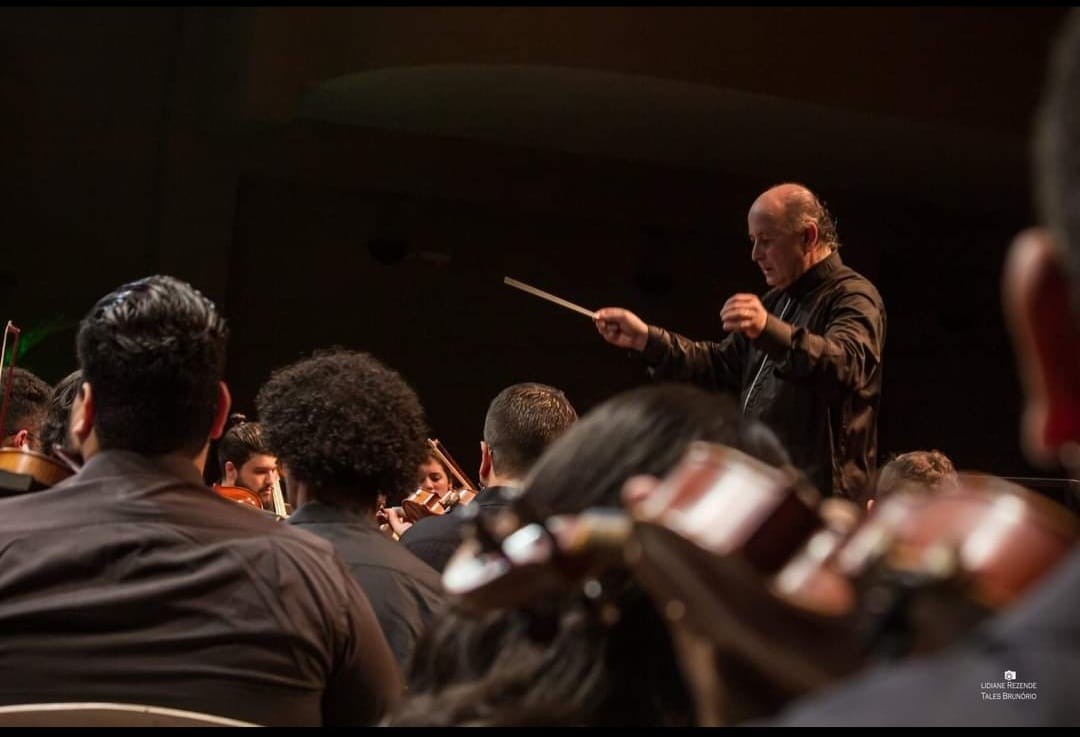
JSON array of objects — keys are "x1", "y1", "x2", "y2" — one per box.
[
  {"x1": 401, "y1": 517, "x2": 460, "y2": 573},
  {"x1": 641, "y1": 324, "x2": 746, "y2": 393},
  {"x1": 753, "y1": 289, "x2": 885, "y2": 398}
]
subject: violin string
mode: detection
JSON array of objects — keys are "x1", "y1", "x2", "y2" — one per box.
[{"x1": 51, "y1": 444, "x2": 84, "y2": 473}]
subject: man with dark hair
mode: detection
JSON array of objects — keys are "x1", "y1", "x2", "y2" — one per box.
[
  {"x1": 216, "y1": 416, "x2": 280, "y2": 510},
  {"x1": 0, "y1": 276, "x2": 400, "y2": 726},
  {"x1": 595, "y1": 183, "x2": 886, "y2": 504},
  {"x1": 257, "y1": 348, "x2": 445, "y2": 669},
  {"x1": 0, "y1": 366, "x2": 52, "y2": 451},
  {"x1": 765, "y1": 11, "x2": 1080, "y2": 726},
  {"x1": 398, "y1": 382, "x2": 578, "y2": 572},
  {"x1": 38, "y1": 369, "x2": 82, "y2": 463}
]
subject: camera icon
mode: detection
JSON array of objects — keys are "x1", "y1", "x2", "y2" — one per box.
[{"x1": 1004, "y1": 670, "x2": 1017, "y2": 681}]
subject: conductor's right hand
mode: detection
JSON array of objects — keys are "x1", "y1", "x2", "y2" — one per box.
[{"x1": 594, "y1": 307, "x2": 649, "y2": 352}]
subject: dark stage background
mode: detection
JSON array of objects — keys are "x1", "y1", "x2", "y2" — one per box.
[{"x1": 0, "y1": 7, "x2": 1069, "y2": 483}]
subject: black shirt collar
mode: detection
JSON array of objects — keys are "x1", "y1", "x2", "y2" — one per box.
[
  {"x1": 78, "y1": 449, "x2": 207, "y2": 488},
  {"x1": 784, "y1": 251, "x2": 843, "y2": 301},
  {"x1": 475, "y1": 485, "x2": 516, "y2": 510},
  {"x1": 288, "y1": 499, "x2": 374, "y2": 526}
]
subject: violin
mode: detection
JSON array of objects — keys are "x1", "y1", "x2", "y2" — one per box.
[
  {"x1": 635, "y1": 448, "x2": 1079, "y2": 654},
  {"x1": 0, "y1": 446, "x2": 75, "y2": 495},
  {"x1": 211, "y1": 483, "x2": 264, "y2": 510},
  {"x1": 443, "y1": 506, "x2": 632, "y2": 612},
  {"x1": 770, "y1": 498, "x2": 863, "y2": 617},
  {"x1": 629, "y1": 442, "x2": 823, "y2": 573},
  {"x1": 400, "y1": 488, "x2": 450, "y2": 522},
  {"x1": 823, "y1": 473, "x2": 1078, "y2": 656},
  {"x1": 843, "y1": 474, "x2": 1075, "y2": 605}
]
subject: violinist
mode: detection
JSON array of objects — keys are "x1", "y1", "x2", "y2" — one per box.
[
  {"x1": 766, "y1": 13, "x2": 1080, "y2": 726},
  {"x1": 391, "y1": 442, "x2": 479, "y2": 525},
  {"x1": 0, "y1": 276, "x2": 400, "y2": 726},
  {"x1": 256, "y1": 348, "x2": 444, "y2": 668},
  {"x1": 394, "y1": 382, "x2": 577, "y2": 573},
  {"x1": 215, "y1": 414, "x2": 283, "y2": 512},
  {"x1": 385, "y1": 451, "x2": 454, "y2": 525},
  {"x1": 39, "y1": 369, "x2": 84, "y2": 466},
  {"x1": 0, "y1": 363, "x2": 75, "y2": 496},
  {"x1": 0, "y1": 366, "x2": 51, "y2": 451},
  {"x1": 870, "y1": 448, "x2": 958, "y2": 510}
]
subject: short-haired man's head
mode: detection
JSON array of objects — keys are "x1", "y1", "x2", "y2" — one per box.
[
  {"x1": 0, "y1": 367, "x2": 51, "y2": 449},
  {"x1": 1036, "y1": 10, "x2": 1080, "y2": 307},
  {"x1": 778, "y1": 183, "x2": 841, "y2": 253},
  {"x1": 39, "y1": 369, "x2": 82, "y2": 458},
  {"x1": 482, "y1": 382, "x2": 578, "y2": 479},
  {"x1": 875, "y1": 449, "x2": 959, "y2": 501},
  {"x1": 217, "y1": 415, "x2": 271, "y2": 478},
  {"x1": 76, "y1": 275, "x2": 228, "y2": 455},
  {"x1": 255, "y1": 349, "x2": 428, "y2": 505}
]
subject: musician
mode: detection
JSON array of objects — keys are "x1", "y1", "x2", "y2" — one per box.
[
  {"x1": 873, "y1": 449, "x2": 959, "y2": 505},
  {"x1": 216, "y1": 415, "x2": 280, "y2": 511},
  {"x1": 416, "y1": 452, "x2": 452, "y2": 497},
  {"x1": 767, "y1": 12, "x2": 1080, "y2": 725},
  {"x1": 256, "y1": 348, "x2": 444, "y2": 668},
  {"x1": 0, "y1": 366, "x2": 51, "y2": 451},
  {"x1": 0, "y1": 276, "x2": 400, "y2": 726},
  {"x1": 394, "y1": 382, "x2": 578, "y2": 572},
  {"x1": 38, "y1": 369, "x2": 82, "y2": 464},
  {"x1": 595, "y1": 183, "x2": 886, "y2": 504}
]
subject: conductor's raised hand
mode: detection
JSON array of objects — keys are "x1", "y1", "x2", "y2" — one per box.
[
  {"x1": 720, "y1": 293, "x2": 768, "y2": 339},
  {"x1": 594, "y1": 307, "x2": 649, "y2": 352}
]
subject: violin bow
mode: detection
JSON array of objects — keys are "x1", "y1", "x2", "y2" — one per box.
[
  {"x1": 428, "y1": 438, "x2": 478, "y2": 492},
  {"x1": 0, "y1": 321, "x2": 22, "y2": 441}
]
